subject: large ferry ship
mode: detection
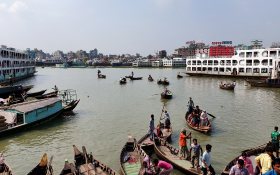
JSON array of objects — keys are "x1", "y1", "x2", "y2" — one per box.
[
  {"x1": 185, "y1": 41, "x2": 280, "y2": 78},
  {"x1": 0, "y1": 45, "x2": 36, "y2": 84}
]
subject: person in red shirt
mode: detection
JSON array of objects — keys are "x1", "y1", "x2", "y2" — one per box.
[
  {"x1": 152, "y1": 159, "x2": 173, "y2": 175},
  {"x1": 179, "y1": 129, "x2": 191, "y2": 160}
]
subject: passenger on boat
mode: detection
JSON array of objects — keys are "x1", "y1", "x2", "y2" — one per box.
[
  {"x1": 271, "y1": 126, "x2": 280, "y2": 158},
  {"x1": 190, "y1": 138, "x2": 203, "y2": 169},
  {"x1": 200, "y1": 111, "x2": 209, "y2": 126},
  {"x1": 201, "y1": 144, "x2": 215, "y2": 175},
  {"x1": 179, "y1": 129, "x2": 191, "y2": 160},
  {"x1": 148, "y1": 75, "x2": 152, "y2": 79},
  {"x1": 239, "y1": 152, "x2": 254, "y2": 175},
  {"x1": 156, "y1": 124, "x2": 163, "y2": 138},
  {"x1": 192, "y1": 109, "x2": 200, "y2": 128},
  {"x1": 263, "y1": 158, "x2": 280, "y2": 175},
  {"x1": 97, "y1": 69, "x2": 101, "y2": 75},
  {"x1": 229, "y1": 159, "x2": 249, "y2": 175},
  {"x1": 149, "y1": 114, "x2": 155, "y2": 141},
  {"x1": 53, "y1": 85, "x2": 58, "y2": 92},
  {"x1": 163, "y1": 111, "x2": 171, "y2": 129},
  {"x1": 143, "y1": 152, "x2": 153, "y2": 169},
  {"x1": 131, "y1": 71, "x2": 134, "y2": 77},
  {"x1": 152, "y1": 159, "x2": 173, "y2": 175},
  {"x1": 60, "y1": 159, "x2": 72, "y2": 175},
  {"x1": 142, "y1": 161, "x2": 155, "y2": 175},
  {"x1": 187, "y1": 97, "x2": 194, "y2": 114},
  {"x1": 255, "y1": 145, "x2": 274, "y2": 175}
]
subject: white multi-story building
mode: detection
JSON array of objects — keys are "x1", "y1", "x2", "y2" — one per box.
[{"x1": 162, "y1": 58, "x2": 173, "y2": 67}]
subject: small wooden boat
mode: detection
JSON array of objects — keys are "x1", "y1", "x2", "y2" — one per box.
[
  {"x1": 221, "y1": 142, "x2": 270, "y2": 175},
  {"x1": 161, "y1": 90, "x2": 172, "y2": 99},
  {"x1": 185, "y1": 113, "x2": 211, "y2": 134},
  {"x1": 26, "y1": 89, "x2": 47, "y2": 98},
  {"x1": 119, "y1": 78, "x2": 127, "y2": 84},
  {"x1": 27, "y1": 153, "x2": 53, "y2": 175},
  {"x1": 125, "y1": 76, "x2": 142, "y2": 80},
  {"x1": 0, "y1": 84, "x2": 33, "y2": 98},
  {"x1": 120, "y1": 136, "x2": 142, "y2": 175},
  {"x1": 98, "y1": 74, "x2": 106, "y2": 79},
  {"x1": 73, "y1": 145, "x2": 118, "y2": 175},
  {"x1": 35, "y1": 91, "x2": 58, "y2": 99},
  {"x1": 63, "y1": 99, "x2": 80, "y2": 112},
  {"x1": 0, "y1": 153, "x2": 12, "y2": 175},
  {"x1": 154, "y1": 137, "x2": 201, "y2": 175},
  {"x1": 148, "y1": 76, "x2": 154, "y2": 82},
  {"x1": 59, "y1": 160, "x2": 76, "y2": 175},
  {"x1": 177, "y1": 74, "x2": 183, "y2": 78},
  {"x1": 219, "y1": 83, "x2": 235, "y2": 90},
  {"x1": 157, "y1": 79, "x2": 169, "y2": 85}
]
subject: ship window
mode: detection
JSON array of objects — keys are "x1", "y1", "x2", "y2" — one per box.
[
  {"x1": 202, "y1": 67, "x2": 206, "y2": 71},
  {"x1": 261, "y1": 68, "x2": 268, "y2": 73},
  {"x1": 239, "y1": 68, "x2": 244, "y2": 73},
  {"x1": 239, "y1": 52, "x2": 245, "y2": 58},
  {"x1": 219, "y1": 68, "x2": 224, "y2": 72},
  {"x1": 262, "y1": 51, "x2": 268, "y2": 57},
  {"x1": 197, "y1": 67, "x2": 201, "y2": 71},
  {"x1": 220, "y1": 60, "x2": 224, "y2": 65},
  {"x1": 192, "y1": 67, "x2": 196, "y2": 71},
  {"x1": 261, "y1": 59, "x2": 268, "y2": 66},
  {"x1": 253, "y1": 68, "x2": 259, "y2": 73},
  {"x1": 197, "y1": 60, "x2": 201, "y2": 65},
  {"x1": 270, "y1": 51, "x2": 277, "y2": 57},
  {"x1": 270, "y1": 59, "x2": 272, "y2": 66},
  {"x1": 207, "y1": 67, "x2": 212, "y2": 71},
  {"x1": 246, "y1": 68, "x2": 252, "y2": 73},
  {"x1": 16, "y1": 113, "x2": 24, "y2": 125},
  {"x1": 278, "y1": 51, "x2": 280, "y2": 57},
  {"x1": 187, "y1": 61, "x2": 191, "y2": 65},
  {"x1": 253, "y1": 60, "x2": 260, "y2": 66},
  {"x1": 246, "y1": 52, "x2": 252, "y2": 58},
  {"x1": 192, "y1": 60, "x2": 196, "y2": 65},
  {"x1": 253, "y1": 52, "x2": 258, "y2": 57},
  {"x1": 203, "y1": 60, "x2": 207, "y2": 65},
  {"x1": 232, "y1": 60, "x2": 237, "y2": 65},
  {"x1": 214, "y1": 67, "x2": 218, "y2": 71},
  {"x1": 187, "y1": 67, "x2": 191, "y2": 71},
  {"x1": 214, "y1": 60, "x2": 218, "y2": 65}
]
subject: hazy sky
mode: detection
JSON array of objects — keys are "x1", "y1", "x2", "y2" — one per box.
[{"x1": 0, "y1": 0, "x2": 279, "y2": 56}]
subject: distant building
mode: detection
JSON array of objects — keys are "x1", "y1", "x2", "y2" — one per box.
[
  {"x1": 158, "y1": 50, "x2": 167, "y2": 58},
  {"x1": 89, "y1": 49, "x2": 98, "y2": 59},
  {"x1": 162, "y1": 58, "x2": 173, "y2": 67}
]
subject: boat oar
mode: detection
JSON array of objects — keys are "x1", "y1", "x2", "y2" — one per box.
[{"x1": 207, "y1": 112, "x2": 216, "y2": 118}]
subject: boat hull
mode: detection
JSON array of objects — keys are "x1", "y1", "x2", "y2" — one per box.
[{"x1": 186, "y1": 113, "x2": 211, "y2": 134}]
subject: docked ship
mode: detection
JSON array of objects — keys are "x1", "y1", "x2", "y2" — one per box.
[
  {"x1": 185, "y1": 41, "x2": 280, "y2": 78},
  {"x1": 0, "y1": 45, "x2": 36, "y2": 84}
]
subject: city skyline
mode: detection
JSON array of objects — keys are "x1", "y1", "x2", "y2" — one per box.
[{"x1": 0, "y1": 0, "x2": 280, "y2": 56}]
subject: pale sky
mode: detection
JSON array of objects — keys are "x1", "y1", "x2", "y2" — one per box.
[{"x1": 0, "y1": 0, "x2": 279, "y2": 56}]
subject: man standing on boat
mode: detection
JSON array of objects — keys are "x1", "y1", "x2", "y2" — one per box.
[
  {"x1": 179, "y1": 129, "x2": 191, "y2": 160},
  {"x1": 149, "y1": 114, "x2": 155, "y2": 141},
  {"x1": 271, "y1": 126, "x2": 280, "y2": 158},
  {"x1": 187, "y1": 97, "x2": 194, "y2": 114},
  {"x1": 201, "y1": 144, "x2": 215, "y2": 175},
  {"x1": 255, "y1": 145, "x2": 274, "y2": 175}
]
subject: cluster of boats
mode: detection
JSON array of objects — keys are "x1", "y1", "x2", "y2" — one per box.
[{"x1": 0, "y1": 84, "x2": 80, "y2": 137}]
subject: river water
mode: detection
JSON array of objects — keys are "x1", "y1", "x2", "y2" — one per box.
[{"x1": 0, "y1": 67, "x2": 279, "y2": 174}]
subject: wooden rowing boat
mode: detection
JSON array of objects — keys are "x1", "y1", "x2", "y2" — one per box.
[
  {"x1": 221, "y1": 142, "x2": 270, "y2": 175},
  {"x1": 35, "y1": 91, "x2": 58, "y2": 99},
  {"x1": 125, "y1": 76, "x2": 142, "y2": 80},
  {"x1": 73, "y1": 145, "x2": 118, "y2": 175},
  {"x1": 219, "y1": 83, "x2": 235, "y2": 90},
  {"x1": 63, "y1": 99, "x2": 80, "y2": 112},
  {"x1": 27, "y1": 153, "x2": 53, "y2": 175},
  {"x1": 177, "y1": 74, "x2": 183, "y2": 78},
  {"x1": 120, "y1": 136, "x2": 142, "y2": 175},
  {"x1": 186, "y1": 113, "x2": 211, "y2": 134},
  {"x1": 98, "y1": 74, "x2": 106, "y2": 79},
  {"x1": 26, "y1": 89, "x2": 47, "y2": 97},
  {"x1": 153, "y1": 137, "x2": 201, "y2": 175},
  {"x1": 148, "y1": 76, "x2": 154, "y2": 82},
  {"x1": 161, "y1": 90, "x2": 172, "y2": 99},
  {"x1": 157, "y1": 79, "x2": 169, "y2": 85}
]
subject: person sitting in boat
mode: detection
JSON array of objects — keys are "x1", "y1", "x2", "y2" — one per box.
[
  {"x1": 97, "y1": 69, "x2": 101, "y2": 75},
  {"x1": 200, "y1": 111, "x2": 209, "y2": 126},
  {"x1": 163, "y1": 77, "x2": 167, "y2": 82},
  {"x1": 142, "y1": 161, "x2": 155, "y2": 175},
  {"x1": 238, "y1": 152, "x2": 253, "y2": 175},
  {"x1": 156, "y1": 124, "x2": 163, "y2": 138},
  {"x1": 131, "y1": 71, "x2": 134, "y2": 77},
  {"x1": 148, "y1": 75, "x2": 152, "y2": 79},
  {"x1": 152, "y1": 159, "x2": 173, "y2": 175},
  {"x1": 164, "y1": 88, "x2": 169, "y2": 95},
  {"x1": 192, "y1": 109, "x2": 200, "y2": 128},
  {"x1": 232, "y1": 81, "x2": 236, "y2": 86},
  {"x1": 53, "y1": 85, "x2": 58, "y2": 92}
]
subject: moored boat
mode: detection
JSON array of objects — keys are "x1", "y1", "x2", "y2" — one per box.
[
  {"x1": 221, "y1": 142, "x2": 270, "y2": 175},
  {"x1": 73, "y1": 145, "x2": 119, "y2": 175},
  {"x1": 26, "y1": 89, "x2": 47, "y2": 98},
  {"x1": 63, "y1": 99, "x2": 80, "y2": 112},
  {"x1": 27, "y1": 153, "x2": 53, "y2": 175},
  {"x1": 34, "y1": 91, "x2": 58, "y2": 99},
  {"x1": 185, "y1": 111, "x2": 211, "y2": 134},
  {"x1": 153, "y1": 137, "x2": 201, "y2": 175},
  {"x1": 177, "y1": 74, "x2": 183, "y2": 78},
  {"x1": 0, "y1": 84, "x2": 33, "y2": 99},
  {"x1": 161, "y1": 90, "x2": 172, "y2": 99},
  {"x1": 120, "y1": 136, "x2": 142, "y2": 175},
  {"x1": 148, "y1": 75, "x2": 154, "y2": 82}
]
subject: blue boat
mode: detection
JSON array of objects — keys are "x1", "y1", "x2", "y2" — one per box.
[{"x1": 0, "y1": 97, "x2": 78, "y2": 137}]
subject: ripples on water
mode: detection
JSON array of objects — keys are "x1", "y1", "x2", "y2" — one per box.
[{"x1": 0, "y1": 67, "x2": 280, "y2": 174}]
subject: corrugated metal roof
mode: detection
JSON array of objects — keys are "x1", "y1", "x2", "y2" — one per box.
[{"x1": 9, "y1": 97, "x2": 61, "y2": 113}]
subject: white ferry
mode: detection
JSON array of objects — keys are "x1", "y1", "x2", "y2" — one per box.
[
  {"x1": 185, "y1": 48, "x2": 280, "y2": 78},
  {"x1": 0, "y1": 45, "x2": 36, "y2": 84}
]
